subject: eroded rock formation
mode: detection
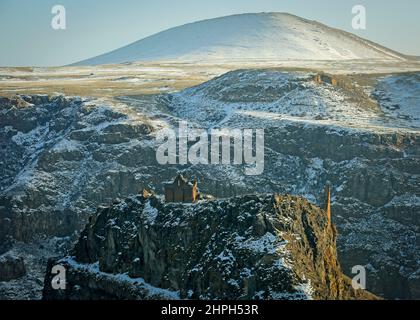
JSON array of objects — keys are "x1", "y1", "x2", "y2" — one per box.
[{"x1": 43, "y1": 194, "x2": 375, "y2": 300}]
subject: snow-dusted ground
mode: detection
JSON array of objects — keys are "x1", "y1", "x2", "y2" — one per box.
[
  {"x1": 372, "y1": 73, "x2": 420, "y2": 128},
  {"x1": 1, "y1": 60, "x2": 419, "y2": 100},
  {"x1": 168, "y1": 69, "x2": 420, "y2": 131},
  {"x1": 60, "y1": 257, "x2": 181, "y2": 300},
  {"x1": 1, "y1": 9, "x2": 419, "y2": 301},
  {"x1": 0, "y1": 63, "x2": 419, "y2": 299}
]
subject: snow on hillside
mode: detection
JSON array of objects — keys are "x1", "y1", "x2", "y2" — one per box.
[
  {"x1": 76, "y1": 13, "x2": 405, "y2": 65},
  {"x1": 165, "y1": 70, "x2": 419, "y2": 130},
  {"x1": 372, "y1": 73, "x2": 420, "y2": 128}
]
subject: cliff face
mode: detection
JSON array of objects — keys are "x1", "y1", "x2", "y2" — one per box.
[
  {"x1": 0, "y1": 95, "x2": 156, "y2": 243},
  {"x1": 2, "y1": 70, "x2": 419, "y2": 299},
  {"x1": 43, "y1": 194, "x2": 374, "y2": 300}
]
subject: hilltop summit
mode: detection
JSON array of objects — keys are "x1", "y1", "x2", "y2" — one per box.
[{"x1": 76, "y1": 12, "x2": 405, "y2": 65}]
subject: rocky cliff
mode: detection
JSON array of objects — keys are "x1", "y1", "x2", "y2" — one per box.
[
  {"x1": 1, "y1": 69, "x2": 419, "y2": 299},
  {"x1": 43, "y1": 193, "x2": 374, "y2": 300}
]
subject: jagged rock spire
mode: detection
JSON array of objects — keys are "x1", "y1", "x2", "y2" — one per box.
[{"x1": 325, "y1": 186, "x2": 331, "y2": 227}]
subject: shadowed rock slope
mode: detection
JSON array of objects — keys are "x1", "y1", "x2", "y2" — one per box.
[
  {"x1": 2, "y1": 70, "x2": 419, "y2": 299},
  {"x1": 43, "y1": 194, "x2": 376, "y2": 300}
]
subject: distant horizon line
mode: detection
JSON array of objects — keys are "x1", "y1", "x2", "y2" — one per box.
[{"x1": 2, "y1": 11, "x2": 419, "y2": 68}]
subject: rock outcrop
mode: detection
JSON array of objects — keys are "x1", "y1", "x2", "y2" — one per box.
[
  {"x1": 0, "y1": 253, "x2": 26, "y2": 282},
  {"x1": 1, "y1": 70, "x2": 419, "y2": 299},
  {"x1": 43, "y1": 194, "x2": 375, "y2": 300}
]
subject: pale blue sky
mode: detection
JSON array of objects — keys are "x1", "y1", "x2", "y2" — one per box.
[{"x1": 0, "y1": 0, "x2": 419, "y2": 66}]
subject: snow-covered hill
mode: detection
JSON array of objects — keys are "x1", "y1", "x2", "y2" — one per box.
[
  {"x1": 76, "y1": 13, "x2": 405, "y2": 65},
  {"x1": 165, "y1": 69, "x2": 419, "y2": 130}
]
